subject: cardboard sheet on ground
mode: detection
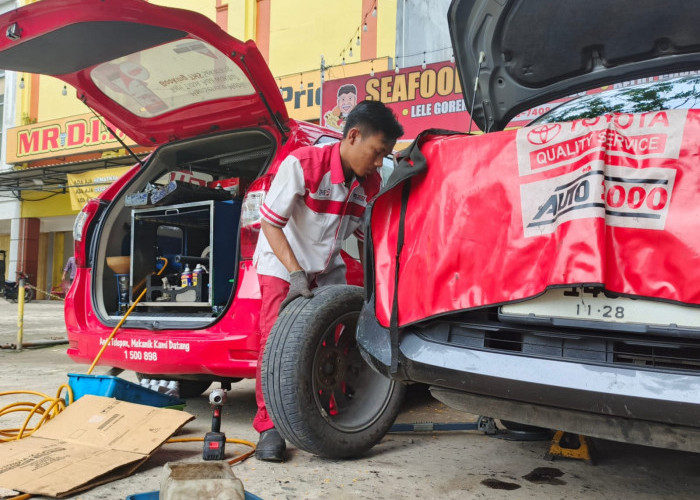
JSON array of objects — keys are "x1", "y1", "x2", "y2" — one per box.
[{"x1": 0, "y1": 395, "x2": 194, "y2": 497}]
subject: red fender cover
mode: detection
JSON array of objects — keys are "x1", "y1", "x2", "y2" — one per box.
[{"x1": 371, "y1": 109, "x2": 700, "y2": 328}]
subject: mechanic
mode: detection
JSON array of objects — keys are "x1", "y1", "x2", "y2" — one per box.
[{"x1": 252, "y1": 100, "x2": 403, "y2": 461}]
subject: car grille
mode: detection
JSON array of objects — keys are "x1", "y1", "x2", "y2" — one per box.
[{"x1": 414, "y1": 316, "x2": 700, "y2": 374}]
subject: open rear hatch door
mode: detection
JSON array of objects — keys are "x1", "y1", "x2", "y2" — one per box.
[
  {"x1": 0, "y1": 0, "x2": 288, "y2": 145},
  {"x1": 449, "y1": 0, "x2": 700, "y2": 131}
]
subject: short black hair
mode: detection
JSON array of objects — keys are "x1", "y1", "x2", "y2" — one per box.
[{"x1": 342, "y1": 100, "x2": 404, "y2": 142}]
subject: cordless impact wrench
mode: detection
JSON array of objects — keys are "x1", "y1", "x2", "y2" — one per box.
[{"x1": 203, "y1": 388, "x2": 227, "y2": 460}]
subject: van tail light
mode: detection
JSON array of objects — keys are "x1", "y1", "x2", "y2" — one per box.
[
  {"x1": 73, "y1": 198, "x2": 102, "y2": 267},
  {"x1": 239, "y1": 174, "x2": 272, "y2": 260}
]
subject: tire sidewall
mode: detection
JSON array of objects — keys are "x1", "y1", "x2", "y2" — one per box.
[{"x1": 262, "y1": 285, "x2": 405, "y2": 458}]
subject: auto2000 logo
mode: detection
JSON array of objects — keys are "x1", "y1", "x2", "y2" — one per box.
[
  {"x1": 520, "y1": 164, "x2": 676, "y2": 237},
  {"x1": 516, "y1": 109, "x2": 685, "y2": 237}
]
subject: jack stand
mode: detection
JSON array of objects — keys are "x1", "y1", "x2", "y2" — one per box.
[
  {"x1": 203, "y1": 388, "x2": 227, "y2": 460},
  {"x1": 544, "y1": 431, "x2": 596, "y2": 465}
]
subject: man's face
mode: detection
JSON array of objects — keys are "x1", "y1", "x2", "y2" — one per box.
[
  {"x1": 346, "y1": 129, "x2": 395, "y2": 178},
  {"x1": 337, "y1": 92, "x2": 357, "y2": 116}
]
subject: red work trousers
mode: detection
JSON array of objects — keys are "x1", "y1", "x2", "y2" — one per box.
[{"x1": 253, "y1": 274, "x2": 289, "y2": 433}]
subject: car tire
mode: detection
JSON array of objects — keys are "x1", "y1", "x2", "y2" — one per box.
[{"x1": 262, "y1": 285, "x2": 406, "y2": 459}]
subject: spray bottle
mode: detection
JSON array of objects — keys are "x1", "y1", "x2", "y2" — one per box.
[
  {"x1": 193, "y1": 264, "x2": 203, "y2": 287},
  {"x1": 181, "y1": 264, "x2": 192, "y2": 288}
]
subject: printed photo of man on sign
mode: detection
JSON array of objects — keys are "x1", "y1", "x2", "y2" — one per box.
[
  {"x1": 324, "y1": 84, "x2": 358, "y2": 131},
  {"x1": 322, "y1": 61, "x2": 473, "y2": 141}
]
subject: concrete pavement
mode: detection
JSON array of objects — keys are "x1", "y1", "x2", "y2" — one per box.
[{"x1": 1, "y1": 299, "x2": 700, "y2": 499}]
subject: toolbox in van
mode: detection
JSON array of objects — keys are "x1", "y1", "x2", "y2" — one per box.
[{"x1": 129, "y1": 199, "x2": 241, "y2": 310}]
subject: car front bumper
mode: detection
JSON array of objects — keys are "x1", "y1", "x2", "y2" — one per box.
[{"x1": 357, "y1": 300, "x2": 700, "y2": 452}]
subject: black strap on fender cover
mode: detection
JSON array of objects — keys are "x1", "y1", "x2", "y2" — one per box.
[
  {"x1": 389, "y1": 179, "x2": 411, "y2": 374},
  {"x1": 386, "y1": 128, "x2": 463, "y2": 374},
  {"x1": 381, "y1": 128, "x2": 460, "y2": 193}
]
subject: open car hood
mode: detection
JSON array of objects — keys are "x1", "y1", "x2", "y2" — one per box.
[
  {"x1": 449, "y1": 0, "x2": 700, "y2": 132},
  {"x1": 0, "y1": 0, "x2": 288, "y2": 146}
]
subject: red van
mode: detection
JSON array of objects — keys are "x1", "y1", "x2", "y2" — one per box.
[{"x1": 0, "y1": 0, "x2": 372, "y2": 399}]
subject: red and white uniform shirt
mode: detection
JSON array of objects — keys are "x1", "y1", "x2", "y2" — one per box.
[{"x1": 254, "y1": 142, "x2": 381, "y2": 283}]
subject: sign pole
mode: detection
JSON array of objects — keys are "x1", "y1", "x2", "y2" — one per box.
[
  {"x1": 16, "y1": 275, "x2": 25, "y2": 351},
  {"x1": 320, "y1": 55, "x2": 325, "y2": 124}
]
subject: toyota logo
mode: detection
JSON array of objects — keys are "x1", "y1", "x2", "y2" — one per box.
[{"x1": 527, "y1": 123, "x2": 562, "y2": 145}]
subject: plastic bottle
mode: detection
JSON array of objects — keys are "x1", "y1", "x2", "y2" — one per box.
[
  {"x1": 149, "y1": 379, "x2": 160, "y2": 392},
  {"x1": 181, "y1": 264, "x2": 192, "y2": 288},
  {"x1": 165, "y1": 380, "x2": 180, "y2": 398},
  {"x1": 158, "y1": 380, "x2": 169, "y2": 393},
  {"x1": 140, "y1": 378, "x2": 151, "y2": 388}
]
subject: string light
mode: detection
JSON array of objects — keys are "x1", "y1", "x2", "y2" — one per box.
[
  {"x1": 315, "y1": 45, "x2": 455, "y2": 83},
  {"x1": 19, "y1": 77, "x2": 24, "y2": 89},
  {"x1": 62, "y1": 85, "x2": 67, "y2": 96},
  {"x1": 422, "y1": 52, "x2": 427, "y2": 70},
  {"x1": 299, "y1": 73, "x2": 303, "y2": 90},
  {"x1": 334, "y1": 0, "x2": 379, "y2": 67},
  {"x1": 370, "y1": 60, "x2": 375, "y2": 77},
  {"x1": 395, "y1": 65, "x2": 400, "y2": 74}
]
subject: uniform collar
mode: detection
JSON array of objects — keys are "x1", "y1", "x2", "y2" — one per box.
[{"x1": 330, "y1": 142, "x2": 347, "y2": 185}]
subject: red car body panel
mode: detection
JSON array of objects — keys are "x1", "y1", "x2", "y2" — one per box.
[
  {"x1": 371, "y1": 109, "x2": 700, "y2": 328},
  {"x1": 66, "y1": 262, "x2": 262, "y2": 378}
]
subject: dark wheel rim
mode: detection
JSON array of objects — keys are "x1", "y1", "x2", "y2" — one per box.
[{"x1": 312, "y1": 310, "x2": 395, "y2": 432}]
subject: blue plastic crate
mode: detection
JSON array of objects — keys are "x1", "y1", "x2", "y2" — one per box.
[
  {"x1": 126, "y1": 490, "x2": 262, "y2": 499},
  {"x1": 68, "y1": 373, "x2": 184, "y2": 407}
]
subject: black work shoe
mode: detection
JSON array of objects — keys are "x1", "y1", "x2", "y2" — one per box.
[{"x1": 255, "y1": 428, "x2": 286, "y2": 462}]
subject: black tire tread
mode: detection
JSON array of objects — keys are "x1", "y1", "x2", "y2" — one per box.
[{"x1": 262, "y1": 285, "x2": 405, "y2": 458}]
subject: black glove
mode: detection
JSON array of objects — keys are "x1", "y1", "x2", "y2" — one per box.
[{"x1": 279, "y1": 270, "x2": 313, "y2": 311}]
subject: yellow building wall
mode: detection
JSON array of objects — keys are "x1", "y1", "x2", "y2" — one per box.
[
  {"x1": 37, "y1": 78, "x2": 80, "y2": 122},
  {"x1": 226, "y1": 0, "x2": 250, "y2": 40},
  {"x1": 51, "y1": 231, "x2": 67, "y2": 294},
  {"x1": 268, "y1": 1, "x2": 364, "y2": 76},
  {"x1": 149, "y1": 0, "x2": 216, "y2": 21},
  {"x1": 20, "y1": 190, "x2": 75, "y2": 218}
]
